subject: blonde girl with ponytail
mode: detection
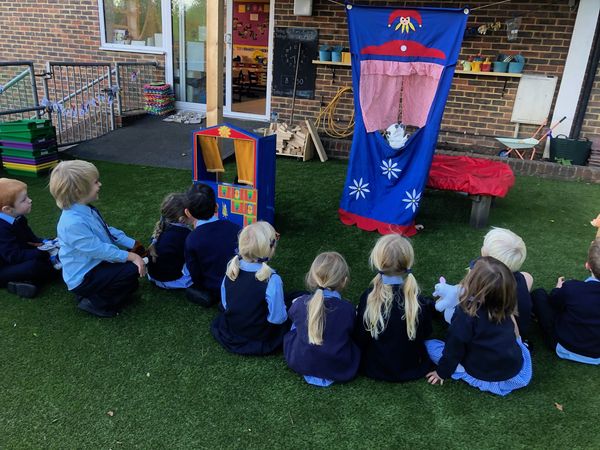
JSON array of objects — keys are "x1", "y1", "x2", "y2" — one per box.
[
  {"x1": 354, "y1": 235, "x2": 434, "y2": 382},
  {"x1": 284, "y1": 252, "x2": 360, "y2": 387},
  {"x1": 211, "y1": 221, "x2": 288, "y2": 355}
]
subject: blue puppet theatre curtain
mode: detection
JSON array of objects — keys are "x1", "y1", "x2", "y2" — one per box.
[{"x1": 339, "y1": 5, "x2": 468, "y2": 236}]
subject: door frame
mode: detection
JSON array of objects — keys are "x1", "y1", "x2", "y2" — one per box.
[{"x1": 164, "y1": 0, "x2": 274, "y2": 120}]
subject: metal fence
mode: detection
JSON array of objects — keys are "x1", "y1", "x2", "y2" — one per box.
[
  {"x1": 42, "y1": 62, "x2": 115, "y2": 146},
  {"x1": 0, "y1": 61, "x2": 44, "y2": 121},
  {"x1": 115, "y1": 62, "x2": 161, "y2": 115}
]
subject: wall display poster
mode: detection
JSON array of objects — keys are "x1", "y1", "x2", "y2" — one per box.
[
  {"x1": 272, "y1": 27, "x2": 318, "y2": 99},
  {"x1": 233, "y1": 1, "x2": 269, "y2": 46}
]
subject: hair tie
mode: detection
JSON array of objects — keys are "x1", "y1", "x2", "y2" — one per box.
[
  {"x1": 317, "y1": 285, "x2": 327, "y2": 290},
  {"x1": 405, "y1": 268, "x2": 412, "y2": 274},
  {"x1": 257, "y1": 256, "x2": 270, "y2": 263},
  {"x1": 234, "y1": 248, "x2": 242, "y2": 260},
  {"x1": 378, "y1": 270, "x2": 385, "y2": 276}
]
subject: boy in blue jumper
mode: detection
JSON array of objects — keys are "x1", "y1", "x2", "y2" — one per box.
[
  {"x1": 0, "y1": 178, "x2": 59, "y2": 298},
  {"x1": 49, "y1": 161, "x2": 146, "y2": 318},
  {"x1": 184, "y1": 183, "x2": 241, "y2": 307},
  {"x1": 531, "y1": 238, "x2": 600, "y2": 364}
]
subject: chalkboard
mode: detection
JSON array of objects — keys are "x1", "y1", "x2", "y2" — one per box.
[{"x1": 272, "y1": 27, "x2": 318, "y2": 99}]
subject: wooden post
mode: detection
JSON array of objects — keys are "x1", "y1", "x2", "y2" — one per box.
[
  {"x1": 469, "y1": 195, "x2": 492, "y2": 229},
  {"x1": 206, "y1": 0, "x2": 224, "y2": 127}
]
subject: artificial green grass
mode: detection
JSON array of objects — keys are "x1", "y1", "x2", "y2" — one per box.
[{"x1": 1, "y1": 158, "x2": 599, "y2": 448}]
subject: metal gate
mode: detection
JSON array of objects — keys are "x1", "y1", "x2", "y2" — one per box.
[
  {"x1": 0, "y1": 61, "x2": 44, "y2": 121},
  {"x1": 115, "y1": 62, "x2": 161, "y2": 115},
  {"x1": 42, "y1": 62, "x2": 115, "y2": 146}
]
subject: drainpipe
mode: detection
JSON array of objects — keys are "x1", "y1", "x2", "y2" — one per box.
[{"x1": 571, "y1": 12, "x2": 600, "y2": 139}]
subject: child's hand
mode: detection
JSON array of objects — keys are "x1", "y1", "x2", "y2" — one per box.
[
  {"x1": 128, "y1": 252, "x2": 147, "y2": 277},
  {"x1": 556, "y1": 276, "x2": 565, "y2": 289},
  {"x1": 426, "y1": 370, "x2": 444, "y2": 385}
]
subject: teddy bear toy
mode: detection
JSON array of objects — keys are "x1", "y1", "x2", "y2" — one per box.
[{"x1": 433, "y1": 276, "x2": 462, "y2": 323}]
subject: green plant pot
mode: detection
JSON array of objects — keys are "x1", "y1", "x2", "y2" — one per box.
[{"x1": 549, "y1": 135, "x2": 592, "y2": 166}]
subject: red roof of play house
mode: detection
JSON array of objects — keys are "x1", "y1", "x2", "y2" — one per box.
[{"x1": 193, "y1": 124, "x2": 257, "y2": 140}]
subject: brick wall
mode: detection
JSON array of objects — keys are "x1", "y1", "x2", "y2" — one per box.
[
  {"x1": 272, "y1": 0, "x2": 600, "y2": 164},
  {"x1": 580, "y1": 64, "x2": 600, "y2": 166},
  {"x1": 0, "y1": 0, "x2": 165, "y2": 96}
]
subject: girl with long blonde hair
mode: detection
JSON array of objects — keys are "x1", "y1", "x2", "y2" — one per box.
[
  {"x1": 354, "y1": 234, "x2": 433, "y2": 382},
  {"x1": 283, "y1": 252, "x2": 360, "y2": 387},
  {"x1": 211, "y1": 221, "x2": 288, "y2": 355}
]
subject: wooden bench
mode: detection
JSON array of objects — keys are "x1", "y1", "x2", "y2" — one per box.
[{"x1": 427, "y1": 154, "x2": 515, "y2": 228}]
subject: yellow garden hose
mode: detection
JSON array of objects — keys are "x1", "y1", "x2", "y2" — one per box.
[{"x1": 315, "y1": 87, "x2": 355, "y2": 139}]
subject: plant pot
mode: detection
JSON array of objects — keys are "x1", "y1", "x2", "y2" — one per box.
[
  {"x1": 341, "y1": 51, "x2": 351, "y2": 64},
  {"x1": 471, "y1": 61, "x2": 482, "y2": 72},
  {"x1": 549, "y1": 135, "x2": 592, "y2": 166},
  {"x1": 481, "y1": 62, "x2": 491, "y2": 72},
  {"x1": 493, "y1": 61, "x2": 508, "y2": 72},
  {"x1": 319, "y1": 50, "x2": 332, "y2": 61},
  {"x1": 508, "y1": 61, "x2": 524, "y2": 73},
  {"x1": 331, "y1": 51, "x2": 342, "y2": 62}
]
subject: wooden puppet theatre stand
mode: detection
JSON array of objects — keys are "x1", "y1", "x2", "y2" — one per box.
[{"x1": 192, "y1": 124, "x2": 276, "y2": 226}]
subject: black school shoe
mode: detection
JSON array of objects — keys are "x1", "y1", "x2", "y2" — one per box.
[
  {"x1": 7, "y1": 281, "x2": 38, "y2": 299},
  {"x1": 185, "y1": 287, "x2": 217, "y2": 308},
  {"x1": 77, "y1": 298, "x2": 118, "y2": 318}
]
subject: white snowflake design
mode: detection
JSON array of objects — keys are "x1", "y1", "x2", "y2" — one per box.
[
  {"x1": 380, "y1": 159, "x2": 402, "y2": 180},
  {"x1": 348, "y1": 177, "x2": 370, "y2": 200},
  {"x1": 402, "y1": 189, "x2": 421, "y2": 213}
]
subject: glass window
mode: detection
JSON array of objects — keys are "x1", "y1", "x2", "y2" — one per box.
[{"x1": 102, "y1": 0, "x2": 163, "y2": 48}]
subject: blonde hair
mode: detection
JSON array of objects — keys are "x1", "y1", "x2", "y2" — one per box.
[
  {"x1": 481, "y1": 227, "x2": 526, "y2": 272},
  {"x1": 226, "y1": 221, "x2": 277, "y2": 283},
  {"x1": 0, "y1": 178, "x2": 27, "y2": 209},
  {"x1": 589, "y1": 238, "x2": 600, "y2": 279},
  {"x1": 459, "y1": 256, "x2": 517, "y2": 323},
  {"x1": 305, "y1": 252, "x2": 349, "y2": 346},
  {"x1": 148, "y1": 193, "x2": 188, "y2": 261},
  {"x1": 49, "y1": 160, "x2": 99, "y2": 209},
  {"x1": 363, "y1": 234, "x2": 421, "y2": 340}
]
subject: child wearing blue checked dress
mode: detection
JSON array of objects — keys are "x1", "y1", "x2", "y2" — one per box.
[
  {"x1": 426, "y1": 257, "x2": 532, "y2": 396},
  {"x1": 211, "y1": 221, "x2": 287, "y2": 355}
]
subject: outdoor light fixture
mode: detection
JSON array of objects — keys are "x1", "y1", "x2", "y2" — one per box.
[{"x1": 294, "y1": 0, "x2": 313, "y2": 16}]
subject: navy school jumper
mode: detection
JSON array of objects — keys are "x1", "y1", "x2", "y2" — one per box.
[
  {"x1": 184, "y1": 219, "x2": 241, "y2": 297},
  {"x1": 147, "y1": 223, "x2": 190, "y2": 282},
  {"x1": 0, "y1": 216, "x2": 54, "y2": 286},
  {"x1": 354, "y1": 286, "x2": 433, "y2": 382},
  {"x1": 284, "y1": 292, "x2": 360, "y2": 382}
]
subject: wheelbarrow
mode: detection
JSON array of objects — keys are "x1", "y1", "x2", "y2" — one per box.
[{"x1": 496, "y1": 116, "x2": 566, "y2": 160}]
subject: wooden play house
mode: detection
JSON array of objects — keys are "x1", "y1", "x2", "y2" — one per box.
[{"x1": 192, "y1": 123, "x2": 276, "y2": 227}]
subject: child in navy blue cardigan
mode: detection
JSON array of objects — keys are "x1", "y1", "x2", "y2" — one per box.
[
  {"x1": 0, "y1": 178, "x2": 59, "y2": 298},
  {"x1": 531, "y1": 238, "x2": 600, "y2": 365},
  {"x1": 211, "y1": 221, "x2": 287, "y2": 355},
  {"x1": 426, "y1": 257, "x2": 532, "y2": 396},
  {"x1": 354, "y1": 234, "x2": 433, "y2": 382},
  {"x1": 184, "y1": 183, "x2": 240, "y2": 307},
  {"x1": 147, "y1": 193, "x2": 192, "y2": 289},
  {"x1": 284, "y1": 252, "x2": 360, "y2": 387}
]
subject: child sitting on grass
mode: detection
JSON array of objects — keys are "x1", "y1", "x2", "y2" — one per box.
[
  {"x1": 354, "y1": 234, "x2": 433, "y2": 382},
  {"x1": 49, "y1": 160, "x2": 146, "y2": 318},
  {"x1": 531, "y1": 238, "x2": 600, "y2": 365},
  {"x1": 211, "y1": 221, "x2": 287, "y2": 355},
  {"x1": 184, "y1": 183, "x2": 240, "y2": 307},
  {"x1": 147, "y1": 193, "x2": 192, "y2": 289},
  {"x1": 426, "y1": 257, "x2": 532, "y2": 396},
  {"x1": 284, "y1": 252, "x2": 360, "y2": 387},
  {"x1": 0, "y1": 178, "x2": 60, "y2": 298},
  {"x1": 434, "y1": 227, "x2": 534, "y2": 339}
]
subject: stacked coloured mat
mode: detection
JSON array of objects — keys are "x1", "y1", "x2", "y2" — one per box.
[
  {"x1": 143, "y1": 83, "x2": 175, "y2": 116},
  {"x1": 0, "y1": 119, "x2": 58, "y2": 177}
]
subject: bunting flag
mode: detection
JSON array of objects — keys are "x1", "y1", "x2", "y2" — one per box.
[{"x1": 339, "y1": 5, "x2": 468, "y2": 235}]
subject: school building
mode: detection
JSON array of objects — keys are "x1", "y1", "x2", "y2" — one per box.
[{"x1": 1, "y1": 0, "x2": 599, "y2": 173}]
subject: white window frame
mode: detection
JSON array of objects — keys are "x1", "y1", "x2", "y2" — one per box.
[{"x1": 97, "y1": 0, "x2": 167, "y2": 55}]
